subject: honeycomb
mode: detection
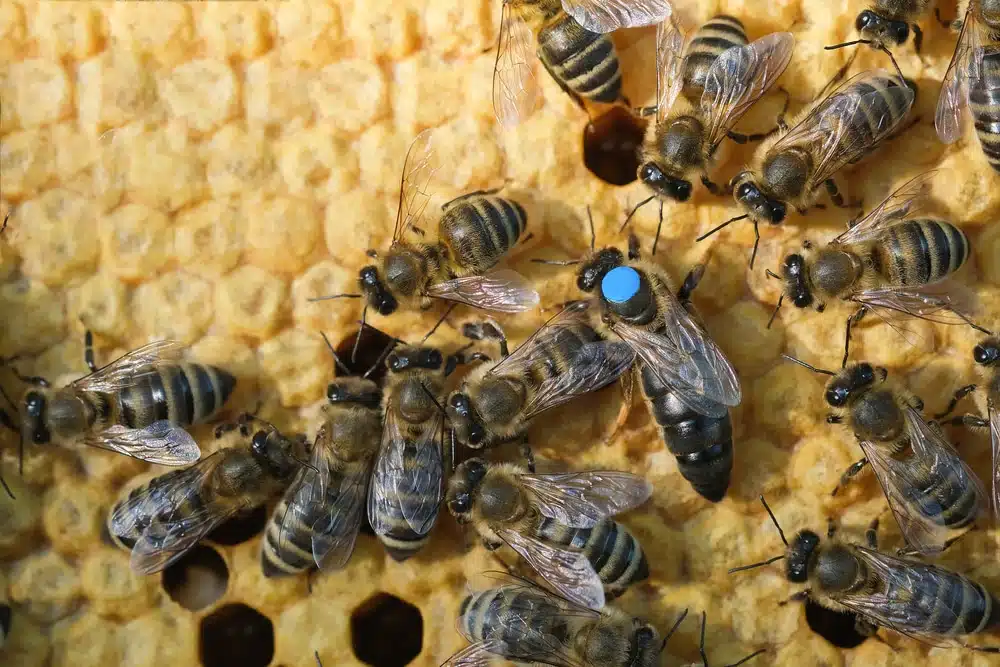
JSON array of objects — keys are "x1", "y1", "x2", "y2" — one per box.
[{"x1": 1, "y1": 1, "x2": 998, "y2": 667}]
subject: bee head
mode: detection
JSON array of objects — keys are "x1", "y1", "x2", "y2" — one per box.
[
  {"x1": 358, "y1": 265, "x2": 398, "y2": 316},
  {"x1": 786, "y1": 529, "x2": 820, "y2": 583},
  {"x1": 855, "y1": 10, "x2": 910, "y2": 47},
  {"x1": 21, "y1": 390, "x2": 51, "y2": 445},
  {"x1": 974, "y1": 338, "x2": 1000, "y2": 367},
  {"x1": 631, "y1": 623, "x2": 662, "y2": 666},
  {"x1": 446, "y1": 392, "x2": 487, "y2": 447},
  {"x1": 735, "y1": 175, "x2": 786, "y2": 224},
  {"x1": 577, "y1": 247, "x2": 624, "y2": 292},
  {"x1": 326, "y1": 378, "x2": 382, "y2": 408},
  {"x1": 387, "y1": 347, "x2": 444, "y2": 373},
  {"x1": 446, "y1": 457, "x2": 489, "y2": 520},
  {"x1": 638, "y1": 162, "x2": 692, "y2": 202},
  {"x1": 781, "y1": 253, "x2": 813, "y2": 309},
  {"x1": 250, "y1": 429, "x2": 299, "y2": 479},
  {"x1": 825, "y1": 362, "x2": 879, "y2": 408}
]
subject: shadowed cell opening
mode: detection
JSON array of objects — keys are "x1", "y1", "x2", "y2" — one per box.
[
  {"x1": 208, "y1": 505, "x2": 269, "y2": 546},
  {"x1": 200, "y1": 603, "x2": 274, "y2": 667},
  {"x1": 351, "y1": 593, "x2": 423, "y2": 667},
  {"x1": 335, "y1": 327, "x2": 396, "y2": 385},
  {"x1": 162, "y1": 544, "x2": 229, "y2": 612},
  {"x1": 804, "y1": 598, "x2": 870, "y2": 649},
  {"x1": 582, "y1": 106, "x2": 648, "y2": 186}
]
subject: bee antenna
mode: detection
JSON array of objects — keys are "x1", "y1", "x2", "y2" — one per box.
[
  {"x1": 364, "y1": 337, "x2": 399, "y2": 380},
  {"x1": 760, "y1": 495, "x2": 789, "y2": 546},
  {"x1": 725, "y1": 649, "x2": 767, "y2": 667},
  {"x1": 781, "y1": 353, "x2": 836, "y2": 376},
  {"x1": 620, "y1": 195, "x2": 656, "y2": 232},
  {"x1": 699, "y1": 611, "x2": 709, "y2": 667},
  {"x1": 320, "y1": 332, "x2": 353, "y2": 376},
  {"x1": 422, "y1": 304, "x2": 457, "y2": 344},
  {"x1": 353, "y1": 305, "x2": 369, "y2": 364},
  {"x1": 728, "y1": 554, "x2": 785, "y2": 574},
  {"x1": 307, "y1": 293, "x2": 363, "y2": 302},
  {"x1": 0, "y1": 472, "x2": 13, "y2": 499},
  {"x1": 660, "y1": 608, "x2": 688, "y2": 652},
  {"x1": 586, "y1": 206, "x2": 596, "y2": 252},
  {"x1": 824, "y1": 39, "x2": 871, "y2": 51},
  {"x1": 293, "y1": 453, "x2": 320, "y2": 476},
  {"x1": 418, "y1": 382, "x2": 447, "y2": 416},
  {"x1": 767, "y1": 294, "x2": 784, "y2": 329},
  {"x1": 315, "y1": 651, "x2": 322, "y2": 667},
  {"x1": 765, "y1": 269, "x2": 781, "y2": 281},
  {"x1": 696, "y1": 214, "x2": 748, "y2": 242}
]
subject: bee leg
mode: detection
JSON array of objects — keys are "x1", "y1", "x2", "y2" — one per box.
[
  {"x1": 934, "y1": 384, "x2": 977, "y2": 420},
  {"x1": 651, "y1": 201, "x2": 664, "y2": 256},
  {"x1": 944, "y1": 414, "x2": 990, "y2": 430},
  {"x1": 519, "y1": 440, "x2": 536, "y2": 473},
  {"x1": 842, "y1": 307, "x2": 868, "y2": 368},
  {"x1": 213, "y1": 422, "x2": 238, "y2": 438},
  {"x1": 634, "y1": 104, "x2": 658, "y2": 118},
  {"x1": 854, "y1": 616, "x2": 880, "y2": 639},
  {"x1": 83, "y1": 330, "x2": 98, "y2": 373},
  {"x1": 482, "y1": 537, "x2": 504, "y2": 552},
  {"x1": 933, "y1": 8, "x2": 954, "y2": 29},
  {"x1": 831, "y1": 457, "x2": 869, "y2": 496},
  {"x1": 605, "y1": 370, "x2": 634, "y2": 444},
  {"x1": 777, "y1": 590, "x2": 810, "y2": 606},
  {"x1": 824, "y1": 178, "x2": 857, "y2": 209},
  {"x1": 726, "y1": 85, "x2": 789, "y2": 145},
  {"x1": 749, "y1": 219, "x2": 761, "y2": 270},
  {"x1": 826, "y1": 517, "x2": 838, "y2": 538},
  {"x1": 700, "y1": 175, "x2": 723, "y2": 195},
  {"x1": 7, "y1": 366, "x2": 49, "y2": 388},
  {"x1": 628, "y1": 232, "x2": 641, "y2": 261},
  {"x1": 865, "y1": 517, "x2": 879, "y2": 549},
  {"x1": 461, "y1": 321, "x2": 508, "y2": 358},
  {"x1": 677, "y1": 264, "x2": 706, "y2": 306}
]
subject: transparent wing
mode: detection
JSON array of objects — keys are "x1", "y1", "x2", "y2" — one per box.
[
  {"x1": 655, "y1": 15, "x2": 686, "y2": 122},
  {"x1": 522, "y1": 341, "x2": 635, "y2": 418},
  {"x1": 439, "y1": 639, "x2": 506, "y2": 667},
  {"x1": 832, "y1": 172, "x2": 936, "y2": 246},
  {"x1": 310, "y1": 470, "x2": 369, "y2": 572},
  {"x1": 491, "y1": 300, "x2": 594, "y2": 375},
  {"x1": 498, "y1": 527, "x2": 605, "y2": 611},
  {"x1": 853, "y1": 285, "x2": 977, "y2": 326},
  {"x1": 519, "y1": 470, "x2": 652, "y2": 528},
  {"x1": 86, "y1": 420, "x2": 201, "y2": 466},
  {"x1": 368, "y1": 406, "x2": 402, "y2": 538},
  {"x1": 72, "y1": 340, "x2": 185, "y2": 393},
  {"x1": 131, "y1": 502, "x2": 242, "y2": 575},
  {"x1": 493, "y1": 2, "x2": 540, "y2": 127},
  {"x1": 935, "y1": 3, "x2": 981, "y2": 143},
  {"x1": 770, "y1": 70, "x2": 914, "y2": 192},
  {"x1": 562, "y1": 0, "x2": 673, "y2": 32},
  {"x1": 426, "y1": 269, "x2": 540, "y2": 313},
  {"x1": 109, "y1": 457, "x2": 216, "y2": 540},
  {"x1": 990, "y1": 403, "x2": 999, "y2": 521},
  {"x1": 392, "y1": 130, "x2": 438, "y2": 244},
  {"x1": 701, "y1": 32, "x2": 794, "y2": 150}
]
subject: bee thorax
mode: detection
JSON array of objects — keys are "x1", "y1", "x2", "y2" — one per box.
[
  {"x1": 851, "y1": 389, "x2": 904, "y2": 441},
  {"x1": 477, "y1": 477, "x2": 526, "y2": 523},
  {"x1": 475, "y1": 378, "x2": 524, "y2": 425},
  {"x1": 810, "y1": 250, "x2": 860, "y2": 296},
  {"x1": 815, "y1": 544, "x2": 861, "y2": 593},
  {"x1": 762, "y1": 150, "x2": 810, "y2": 200}
]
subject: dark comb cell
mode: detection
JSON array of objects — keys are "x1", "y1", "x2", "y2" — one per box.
[
  {"x1": 163, "y1": 544, "x2": 229, "y2": 612},
  {"x1": 200, "y1": 603, "x2": 274, "y2": 667},
  {"x1": 804, "y1": 598, "x2": 870, "y2": 649},
  {"x1": 351, "y1": 593, "x2": 423, "y2": 666},
  {"x1": 334, "y1": 327, "x2": 397, "y2": 384},
  {"x1": 583, "y1": 106, "x2": 648, "y2": 186}
]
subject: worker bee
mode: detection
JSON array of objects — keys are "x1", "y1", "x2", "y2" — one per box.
[
  {"x1": 445, "y1": 301, "x2": 634, "y2": 460},
  {"x1": 633, "y1": 15, "x2": 793, "y2": 210},
  {"x1": 731, "y1": 496, "x2": 1000, "y2": 652},
  {"x1": 708, "y1": 69, "x2": 915, "y2": 268},
  {"x1": 491, "y1": 0, "x2": 673, "y2": 126},
  {"x1": 310, "y1": 131, "x2": 538, "y2": 324},
  {"x1": 769, "y1": 172, "x2": 986, "y2": 367},
  {"x1": 570, "y1": 230, "x2": 742, "y2": 501},
  {"x1": 2, "y1": 333, "x2": 235, "y2": 469},
  {"x1": 446, "y1": 458, "x2": 651, "y2": 609},
  {"x1": 785, "y1": 356, "x2": 988, "y2": 555},
  {"x1": 108, "y1": 415, "x2": 308, "y2": 574}
]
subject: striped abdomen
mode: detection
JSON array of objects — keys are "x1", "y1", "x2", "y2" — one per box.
[
  {"x1": 440, "y1": 195, "x2": 527, "y2": 275},
  {"x1": 639, "y1": 362, "x2": 733, "y2": 502},
  {"x1": 520, "y1": 322, "x2": 603, "y2": 389},
  {"x1": 107, "y1": 466, "x2": 206, "y2": 550},
  {"x1": 459, "y1": 586, "x2": 572, "y2": 658},
  {"x1": 536, "y1": 516, "x2": 648, "y2": 599},
  {"x1": 902, "y1": 447, "x2": 981, "y2": 529},
  {"x1": 879, "y1": 564, "x2": 1000, "y2": 635},
  {"x1": 682, "y1": 15, "x2": 748, "y2": 100},
  {"x1": 372, "y1": 438, "x2": 441, "y2": 561},
  {"x1": 874, "y1": 219, "x2": 969, "y2": 287},
  {"x1": 537, "y1": 12, "x2": 622, "y2": 104},
  {"x1": 969, "y1": 46, "x2": 1000, "y2": 172},
  {"x1": 101, "y1": 363, "x2": 236, "y2": 431},
  {"x1": 834, "y1": 73, "x2": 913, "y2": 163}
]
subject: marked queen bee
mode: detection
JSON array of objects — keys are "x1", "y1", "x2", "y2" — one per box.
[
  {"x1": 446, "y1": 458, "x2": 652, "y2": 610},
  {"x1": 108, "y1": 415, "x2": 308, "y2": 574},
  {"x1": 491, "y1": 0, "x2": 673, "y2": 126},
  {"x1": 732, "y1": 496, "x2": 1000, "y2": 653},
  {"x1": 936, "y1": 0, "x2": 1000, "y2": 172}
]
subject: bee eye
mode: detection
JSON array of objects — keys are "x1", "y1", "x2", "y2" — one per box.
[
  {"x1": 793, "y1": 292, "x2": 813, "y2": 308},
  {"x1": 326, "y1": 383, "x2": 342, "y2": 403},
  {"x1": 639, "y1": 163, "x2": 664, "y2": 185},
  {"x1": 668, "y1": 178, "x2": 692, "y2": 202},
  {"x1": 766, "y1": 200, "x2": 787, "y2": 223},
  {"x1": 359, "y1": 266, "x2": 378, "y2": 285},
  {"x1": 468, "y1": 423, "x2": 485, "y2": 446},
  {"x1": 855, "y1": 10, "x2": 875, "y2": 31},
  {"x1": 387, "y1": 353, "x2": 404, "y2": 372},
  {"x1": 449, "y1": 393, "x2": 470, "y2": 415},
  {"x1": 858, "y1": 363, "x2": 875, "y2": 384},
  {"x1": 736, "y1": 182, "x2": 754, "y2": 200},
  {"x1": 465, "y1": 458, "x2": 487, "y2": 483},
  {"x1": 251, "y1": 430, "x2": 269, "y2": 454},
  {"x1": 635, "y1": 627, "x2": 655, "y2": 644},
  {"x1": 825, "y1": 386, "x2": 850, "y2": 407},
  {"x1": 25, "y1": 392, "x2": 45, "y2": 417},
  {"x1": 426, "y1": 349, "x2": 443, "y2": 368},
  {"x1": 893, "y1": 22, "x2": 909, "y2": 43}
]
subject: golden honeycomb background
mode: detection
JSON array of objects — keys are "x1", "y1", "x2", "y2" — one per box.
[{"x1": 1, "y1": 1, "x2": 999, "y2": 666}]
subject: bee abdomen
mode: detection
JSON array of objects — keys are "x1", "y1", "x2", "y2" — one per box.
[
  {"x1": 460, "y1": 587, "x2": 569, "y2": 655},
  {"x1": 900, "y1": 568, "x2": 999, "y2": 635},
  {"x1": 538, "y1": 13, "x2": 622, "y2": 103},
  {"x1": 882, "y1": 220, "x2": 969, "y2": 286},
  {"x1": 682, "y1": 15, "x2": 748, "y2": 99},
  {"x1": 373, "y1": 443, "x2": 441, "y2": 561},
  {"x1": 107, "y1": 467, "x2": 203, "y2": 551},
  {"x1": 906, "y1": 456, "x2": 981, "y2": 529},
  {"x1": 969, "y1": 47, "x2": 1000, "y2": 173},
  {"x1": 440, "y1": 195, "x2": 527, "y2": 275},
  {"x1": 840, "y1": 75, "x2": 913, "y2": 155},
  {"x1": 116, "y1": 363, "x2": 236, "y2": 430},
  {"x1": 523, "y1": 323, "x2": 603, "y2": 388},
  {"x1": 261, "y1": 498, "x2": 315, "y2": 577},
  {"x1": 537, "y1": 517, "x2": 648, "y2": 598}
]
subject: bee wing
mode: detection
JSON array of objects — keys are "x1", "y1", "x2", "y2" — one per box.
[
  {"x1": 439, "y1": 639, "x2": 508, "y2": 667},
  {"x1": 654, "y1": 14, "x2": 686, "y2": 123},
  {"x1": 853, "y1": 284, "x2": 977, "y2": 327},
  {"x1": 491, "y1": 301, "x2": 593, "y2": 375},
  {"x1": 109, "y1": 455, "x2": 216, "y2": 539},
  {"x1": 989, "y1": 403, "x2": 1000, "y2": 522},
  {"x1": 519, "y1": 471, "x2": 652, "y2": 528},
  {"x1": 522, "y1": 341, "x2": 635, "y2": 418},
  {"x1": 86, "y1": 420, "x2": 202, "y2": 466},
  {"x1": 935, "y1": 3, "x2": 981, "y2": 143},
  {"x1": 426, "y1": 269, "x2": 540, "y2": 313},
  {"x1": 310, "y1": 463, "x2": 371, "y2": 572},
  {"x1": 498, "y1": 527, "x2": 605, "y2": 611},
  {"x1": 770, "y1": 70, "x2": 914, "y2": 193},
  {"x1": 71, "y1": 340, "x2": 185, "y2": 393},
  {"x1": 561, "y1": 0, "x2": 672, "y2": 32},
  {"x1": 700, "y1": 32, "x2": 794, "y2": 150},
  {"x1": 131, "y1": 502, "x2": 242, "y2": 575},
  {"x1": 831, "y1": 172, "x2": 936, "y2": 246},
  {"x1": 493, "y1": 1, "x2": 540, "y2": 127},
  {"x1": 392, "y1": 129, "x2": 438, "y2": 244}
]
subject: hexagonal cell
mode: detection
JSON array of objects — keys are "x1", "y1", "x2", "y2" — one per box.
[
  {"x1": 207, "y1": 506, "x2": 269, "y2": 546},
  {"x1": 199, "y1": 603, "x2": 273, "y2": 667},
  {"x1": 804, "y1": 598, "x2": 870, "y2": 649},
  {"x1": 332, "y1": 326, "x2": 396, "y2": 384},
  {"x1": 350, "y1": 593, "x2": 422, "y2": 667},
  {"x1": 162, "y1": 545, "x2": 229, "y2": 612},
  {"x1": 582, "y1": 106, "x2": 647, "y2": 187}
]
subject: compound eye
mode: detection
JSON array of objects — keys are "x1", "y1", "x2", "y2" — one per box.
[
  {"x1": 25, "y1": 392, "x2": 45, "y2": 416},
  {"x1": 635, "y1": 627, "x2": 655, "y2": 644},
  {"x1": 639, "y1": 163, "x2": 664, "y2": 185},
  {"x1": 736, "y1": 182, "x2": 754, "y2": 200},
  {"x1": 386, "y1": 353, "x2": 402, "y2": 372},
  {"x1": 894, "y1": 22, "x2": 909, "y2": 43},
  {"x1": 767, "y1": 200, "x2": 787, "y2": 223},
  {"x1": 251, "y1": 430, "x2": 269, "y2": 454},
  {"x1": 670, "y1": 179, "x2": 692, "y2": 202},
  {"x1": 793, "y1": 293, "x2": 812, "y2": 308},
  {"x1": 855, "y1": 10, "x2": 874, "y2": 31},
  {"x1": 858, "y1": 363, "x2": 875, "y2": 384},
  {"x1": 449, "y1": 393, "x2": 470, "y2": 415},
  {"x1": 326, "y1": 383, "x2": 342, "y2": 403},
  {"x1": 465, "y1": 458, "x2": 487, "y2": 482},
  {"x1": 449, "y1": 493, "x2": 471, "y2": 514},
  {"x1": 974, "y1": 344, "x2": 988, "y2": 364},
  {"x1": 426, "y1": 349, "x2": 443, "y2": 368},
  {"x1": 468, "y1": 423, "x2": 485, "y2": 446},
  {"x1": 825, "y1": 386, "x2": 849, "y2": 407}
]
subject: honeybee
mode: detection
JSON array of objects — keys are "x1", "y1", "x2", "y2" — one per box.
[
  {"x1": 769, "y1": 173, "x2": 986, "y2": 367},
  {"x1": 785, "y1": 357, "x2": 988, "y2": 555},
  {"x1": 731, "y1": 496, "x2": 1000, "y2": 652},
  {"x1": 446, "y1": 458, "x2": 651, "y2": 609},
  {"x1": 634, "y1": 16, "x2": 793, "y2": 208},
  {"x1": 710, "y1": 69, "x2": 915, "y2": 267},
  {"x1": 571, "y1": 231, "x2": 742, "y2": 501},
  {"x1": 492, "y1": 0, "x2": 673, "y2": 126},
  {"x1": 936, "y1": 1, "x2": 1000, "y2": 172},
  {"x1": 108, "y1": 415, "x2": 308, "y2": 574},
  {"x1": 3, "y1": 333, "x2": 235, "y2": 469},
  {"x1": 445, "y1": 301, "x2": 634, "y2": 458},
  {"x1": 311, "y1": 131, "x2": 538, "y2": 323},
  {"x1": 368, "y1": 343, "x2": 468, "y2": 561}
]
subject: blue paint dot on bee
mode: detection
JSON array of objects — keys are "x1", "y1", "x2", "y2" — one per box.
[{"x1": 601, "y1": 266, "x2": 640, "y2": 304}]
